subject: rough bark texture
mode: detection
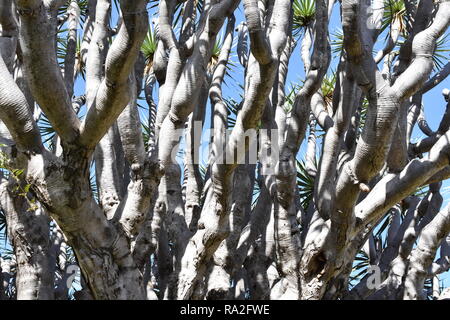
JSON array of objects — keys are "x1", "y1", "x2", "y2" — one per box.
[{"x1": 0, "y1": 0, "x2": 449, "y2": 300}]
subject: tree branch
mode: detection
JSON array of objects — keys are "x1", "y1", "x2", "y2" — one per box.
[
  {"x1": 0, "y1": 53, "x2": 42, "y2": 152},
  {"x1": 353, "y1": 129, "x2": 450, "y2": 236},
  {"x1": 392, "y1": 0, "x2": 450, "y2": 100},
  {"x1": 79, "y1": 0, "x2": 149, "y2": 150},
  {"x1": 17, "y1": 0, "x2": 81, "y2": 144},
  {"x1": 403, "y1": 205, "x2": 450, "y2": 299}
]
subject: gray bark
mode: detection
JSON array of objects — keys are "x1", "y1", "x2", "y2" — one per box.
[{"x1": 0, "y1": 0, "x2": 450, "y2": 301}]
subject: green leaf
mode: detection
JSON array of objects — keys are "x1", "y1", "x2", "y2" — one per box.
[
  {"x1": 293, "y1": 0, "x2": 316, "y2": 37},
  {"x1": 23, "y1": 184, "x2": 31, "y2": 194},
  {"x1": 13, "y1": 169, "x2": 24, "y2": 177},
  {"x1": 381, "y1": 0, "x2": 407, "y2": 36},
  {"x1": 141, "y1": 25, "x2": 157, "y2": 75},
  {"x1": 296, "y1": 159, "x2": 315, "y2": 210}
]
